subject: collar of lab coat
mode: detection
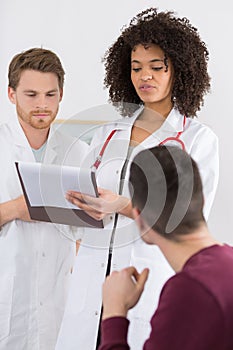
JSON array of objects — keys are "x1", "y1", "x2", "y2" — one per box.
[
  {"x1": 8, "y1": 113, "x2": 32, "y2": 148},
  {"x1": 7, "y1": 114, "x2": 59, "y2": 162},
  {"x1": 43, "y1": 126, "x2": 58, "y2": 163},
  {"x1": 164, "y1": 108, "x2": 185, "y2": 132},
  {"x1": 110, "y1": 107, "x2": 185, "y2": 134}
]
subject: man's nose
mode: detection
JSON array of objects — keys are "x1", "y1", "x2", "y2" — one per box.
[{"x1": 35, "y1": 94, "x2": 48, "y2": 109}]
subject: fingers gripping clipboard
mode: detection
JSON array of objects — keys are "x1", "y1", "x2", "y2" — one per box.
[{"x1": 15, "y1": 162, "x2": 104, "y2": 228}]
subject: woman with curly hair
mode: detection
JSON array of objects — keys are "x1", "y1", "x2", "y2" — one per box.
[{"x1": 56, "y1": 8, "x2": 219, "y2": 350}]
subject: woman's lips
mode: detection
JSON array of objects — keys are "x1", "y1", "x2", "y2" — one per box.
[{"x1": 139, "y1": 84, "x2": 154, "y2": 91}]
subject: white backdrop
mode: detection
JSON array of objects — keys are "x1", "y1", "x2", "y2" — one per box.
[{"x1": 0, "y1": 0, "x2": 232, "y2": 243}]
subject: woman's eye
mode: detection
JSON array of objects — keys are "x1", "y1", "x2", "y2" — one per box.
[
  {"x1": 132, "y1": 68, "x2": 141, "y2": 72},
  {"x1": 152, "y1": 66, "x2": 163, "y2": 71}
]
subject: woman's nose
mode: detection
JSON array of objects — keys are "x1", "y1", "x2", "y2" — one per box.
[{"x1": 140, "y1": 73, "x2": 152, "y2": 81}]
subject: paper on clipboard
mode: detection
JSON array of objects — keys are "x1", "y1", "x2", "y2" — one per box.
[{"x1": 15, "y1": 162, "x2": 104, "y2": 228}]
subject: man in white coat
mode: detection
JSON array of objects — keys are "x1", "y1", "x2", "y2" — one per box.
[{"x1": 0, "y1": 48, "x2": 88, "y2": 350}]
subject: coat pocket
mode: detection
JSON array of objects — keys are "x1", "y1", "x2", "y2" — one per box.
[{"x1": 0, "y1": 275, "x2": 14, "y2": 341}]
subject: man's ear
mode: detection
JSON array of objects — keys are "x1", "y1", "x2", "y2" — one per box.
[
  {"x1": 59, "y1": 89, "x2": 63, "y2": 102},
  {"x1": 8, "y1": 87, "x2": 16, "y2": 104},
  {"x1": 132, "y1": 207, "x2": 141, "y2": 224},
  {"x1": 132, "y1": 207, "x2": 157, "y2": 244},
  {"x1": 132, "y1": 207, "x2": 149, "y2": 234}
]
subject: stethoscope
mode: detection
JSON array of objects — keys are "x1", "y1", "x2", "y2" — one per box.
[
  {"x1": 92, "y1": 116, "x2": 186, "y2": 171},
  {"x1": 158, "y1": 116, "x2": 186, "y2": 150}
]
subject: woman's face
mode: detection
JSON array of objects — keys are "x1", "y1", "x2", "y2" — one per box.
[{"x1": 131, "y1": 44, "x2": 174, "y2": 111}]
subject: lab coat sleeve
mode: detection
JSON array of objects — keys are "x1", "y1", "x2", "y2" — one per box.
[{"x1": 189, "y1": 126, "x2": 219, "y2": 220}]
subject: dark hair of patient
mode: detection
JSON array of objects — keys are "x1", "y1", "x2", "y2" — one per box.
[{"x1": 129, "y1": 146, "x2": 205, "y2": 239}]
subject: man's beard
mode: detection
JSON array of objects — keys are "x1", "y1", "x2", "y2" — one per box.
[{"x1": 16, "y1": 104, "x2": 58, "y2": 130}]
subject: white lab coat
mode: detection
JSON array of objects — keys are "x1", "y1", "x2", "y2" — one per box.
[
  {"x1": 56, "y1": 108, "x2": 219, "y2": 350},
  {"x1": 0, "y1": 114, "x2": 88, "y2": 350}
]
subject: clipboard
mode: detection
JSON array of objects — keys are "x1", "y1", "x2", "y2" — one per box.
[{"x1": 15, "y1": 162, "x2": 104, "y2": 228}]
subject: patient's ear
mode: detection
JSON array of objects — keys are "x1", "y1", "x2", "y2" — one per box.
[
  {"x1": 132, "y1": 207, "x2": 141, "y2": 225},
  {"x1": 132, "y1": 207, "x2": 156, "y2": 244},
  {"x1": 132, "y1": 208, "x2": 149, "y2": 234}
]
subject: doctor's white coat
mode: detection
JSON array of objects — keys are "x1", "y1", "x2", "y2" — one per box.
[
  {"x1": 0, "y1": 115, "x2": 88, "y2": 350},
  {"x1": 56, "y1": 108, "x2": 219, "y2": 350}
]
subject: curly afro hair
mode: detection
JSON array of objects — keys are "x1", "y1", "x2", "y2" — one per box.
[{"x1": 103, "y1": 8, "x2": 210, "y2": 117}]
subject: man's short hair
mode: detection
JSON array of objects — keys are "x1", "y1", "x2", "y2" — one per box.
[
  {"x1": 129, "y1": 146, "x2": 204, "y2": 238},
  {"x1": 8, "y1": 47, "x2": 65, "y2": 90}
]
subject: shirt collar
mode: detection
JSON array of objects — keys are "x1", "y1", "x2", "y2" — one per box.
[
  {"x1": 8, "y1": 114, "x2": 30, "y2": 148},
  {"x1": 113, "y1": 107, "x2": 185, "y2": 133},
  {"x1": 163, "y1": 108, "x2": 185, "y2": 133}
]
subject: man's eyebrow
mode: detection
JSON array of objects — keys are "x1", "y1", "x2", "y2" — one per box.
[
  {"x1": 46, "y1": 89, "x2": 59, "y2": 93},
  {"x1": 23, "y1": 89, "x2": 59, "y2": 93},
  {"x1": 23, "y1": 89, "x2": 37, "y2": 93}
]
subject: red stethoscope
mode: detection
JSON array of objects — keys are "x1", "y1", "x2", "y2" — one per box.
[
  {"x1": 158, "y1": 116, "x2": 186, "y2": 150},
  {"x1": 92, "y1": 116, "x2": 186, "y2": 170}
]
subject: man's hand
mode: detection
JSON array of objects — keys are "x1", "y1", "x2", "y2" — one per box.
[
  {"x1": 0, "y1": 195, "x2": 31, "y2": 227},
  {"x1": 14, "y1": 195, "x2": 32, "y2": 222},
  {"x1": 102, "y1": 266, "x2": 149, "y2": 320},
  {"x1": 66, "y1": 188, "x2": 132, "y2": 221}
]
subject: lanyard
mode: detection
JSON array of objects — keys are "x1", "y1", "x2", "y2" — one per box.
[{"x1": 91, "y1": 116, "x2": 186, "y2": 170}]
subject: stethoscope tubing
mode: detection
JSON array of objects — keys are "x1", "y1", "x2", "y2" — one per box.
[{"x1": 92, "y1": 116, "x2": 186, "y2": 170}]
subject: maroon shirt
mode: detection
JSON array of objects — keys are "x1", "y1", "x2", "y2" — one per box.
[{"x1": 99, "y1": 245, "x2": 233, "y2": 350}]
